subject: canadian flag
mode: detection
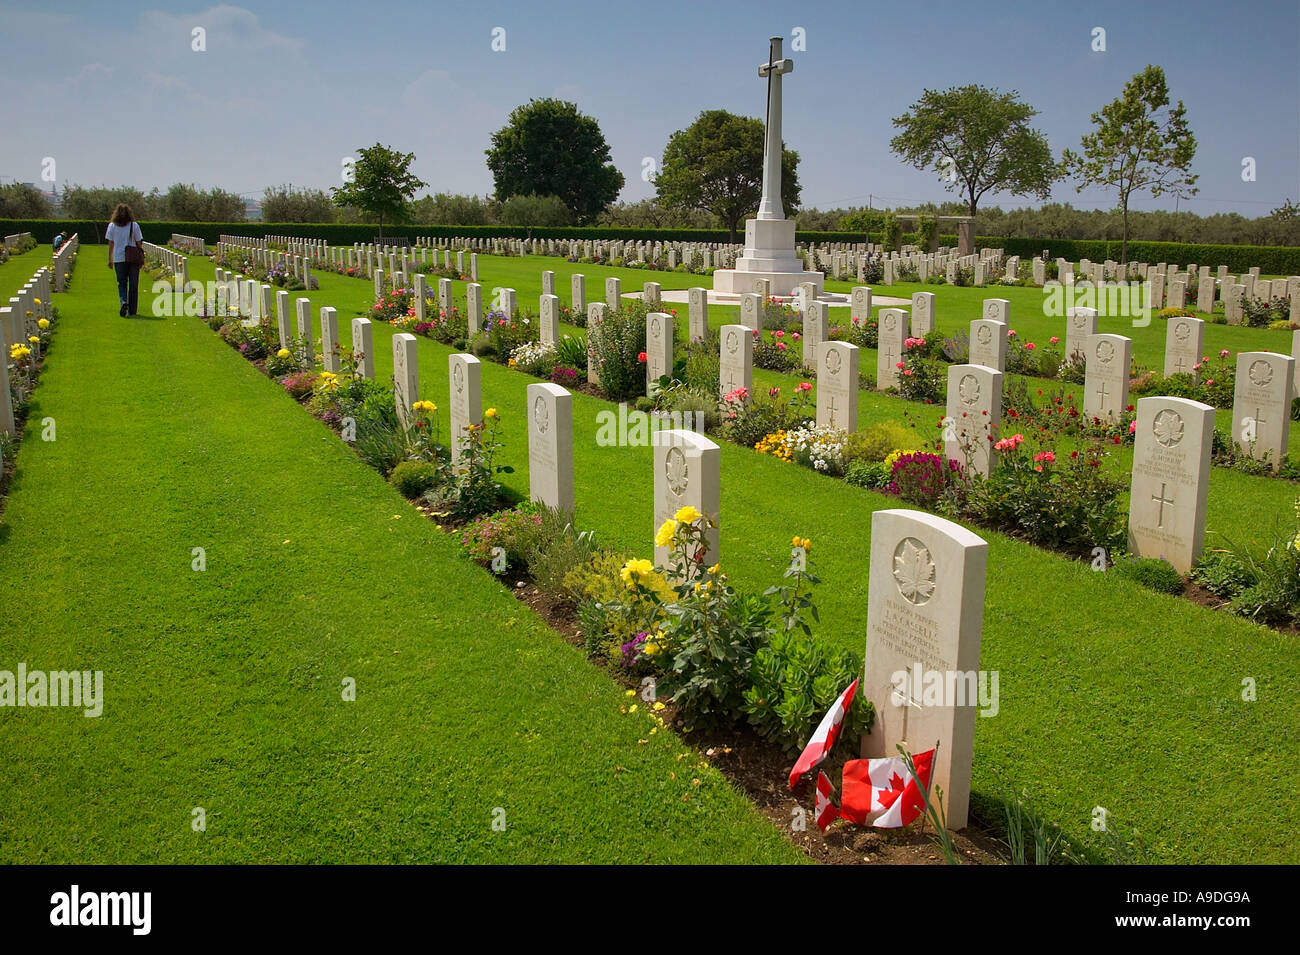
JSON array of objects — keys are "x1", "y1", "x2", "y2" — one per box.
[
  {"x1": 839, "y1": 748, "x2": 935, "y2": 829},
  {"x1": 814, "y1": 772, "x2": 837, "y2": 831},
  {"x1": 787, "y1": 679, "x2": 859, "y2": 789}
]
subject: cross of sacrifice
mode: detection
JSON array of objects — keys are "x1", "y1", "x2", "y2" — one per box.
[{"x1": 755, "y1": 36, "x2": 793, "y2": 221}]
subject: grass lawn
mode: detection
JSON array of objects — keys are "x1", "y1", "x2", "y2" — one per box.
[
  {"x1": 0, "y1": 243, "x2": 47, "y2": 298},
  {"x1": 182, "y1": 250, "x2": 1300, "y2": 863},
  {"x1": 0, "y1": 256, "x2": 805, "y2": 864}
]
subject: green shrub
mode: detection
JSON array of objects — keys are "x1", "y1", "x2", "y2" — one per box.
[
  {"x1": 389, "y1": 460, "x2": 440, "y2": 499},
  {"x1": 842, "y1": 420, "x2": 917, "y2": 466},
  {"x1": 1114, "y1": 557, "x2": 1185, "y2": 595},
  {"x1": 589, "y1": 299, "x2": 652, "y2": 402},
  {"x1": 844, "y1": 460, "x2": 890, "y2": 489},
  {"x1": 742, "y1": 632, "x2": 874, "y2": 754},
  {"x1": 459, "y1": 504, "x2": 544, "y2": 573},
  {"x1": 554, "y1": 333, "x2": 588, "y2": 372},
  {"x1": 525, "y1": 508, "x2": 599, "y2": 597}
]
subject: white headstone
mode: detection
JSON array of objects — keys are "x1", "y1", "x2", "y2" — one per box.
[
  {"x1": 740, "y1": 292, "x2": 762, "y2": 331},
  {"x1": 466, "y1": 283, "x2": 483, "y2": 335},
  {"x1": 910, "y1": 292, "x2": 936, "y2": 336},
  {"x1": 605, "y1": 277, "x2": 622, "y2": 309},
  {"x1": 982, "y1": 299, "x2": 1009, "y2": 325},
  {"x1": 653, "y1": 429, "x2": 721, "y2": 572},
  {"x1": 295, "y1": 297, "x2": 314, "y2": 364},
  {"x1": 817, "y1": 341, "x2": 859, "y2": 431},
  {"x1": 718, "y1": 324, "x2": 753, "y2": 399},
  {"x1": 320, "y1": 306, "x2": 340, "y2": 373},
  {"x1": 449, "y1": 353, "x2": 483, "y2": 464},
  {"x1": 352, "y1": 317, "x2": 374, "y2": 379},
  {"x1": 1128, "y1": 396, "x2": 1215, "y2": 573},
  {"x1": 1084, "y1": 333, "x2": 1132, "y2": 421},
  {"x1": 571, "y1": 273, "x2": 586, "y2": 314},
  {"x1": 540, "y1": 294, "x2": 560, "y2": 345},
  {"x1": 1232, "y1": 351, "x2": 1295, "y2": 471},
  {"x1": 527, "y1": 382, "x2": 574, "y2": 514},
  {"x1": 876, "y1": 308, "x2": 908, "y2": 390},
  {"x1": 393, "y1": 333, "x2": 419, "y2": 429},
  {"x1": 945, "y1": 364, "x2": 1003, "y2": 477},
  {"x1": 688, "y1": 288, "x2": 708, "y2": 341},
  {"x1": 803, "y1": 301, "x2": 828, "y2": 372},
  {"x1": 862, "y1": 509, "x2": 987, "y2": 831},
  {"x1": 275, "y1": 289, "x2": 291, "y2": 349},
  {"x1": 968, "y1": 318, "x2": 1008, "y2": 374},
  {"x1": 587, "y1": 302, "x2": 607, "y2": 386},
  {"x1": 1065, "y1": 307, "x2": 1097, "y2": 363},
  {"x1": 1164, "y1": 316, "x2": 1205, "y2": 378},
  {"x1": 850, "y1": 286, "x2": 873, "y2": 324},
  {"x1": 646, "y1": 311, "x2": 672, "y2": 394}
]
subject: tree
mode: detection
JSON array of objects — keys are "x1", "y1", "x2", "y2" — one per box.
[
  {"x1": 499, "y1": 194, "x2": 571, "y2": 227},
  {"x1": 261, "y1": 184, "x2": 337, "y2": 222},
  {"x1": 408, "y1": 193, "x2": 497, "y2": 225},
  {"x1": 890, "y1": 85, "x2": 1057, "y2": 222},
  {"x1": 161, "y1": 183, "x2": 245, "y2": 221},
  {"x1": 0, "y1": 183, "x2": 52, "y2": 218},
  {"x1": 60, "y1": 184, "x2": 160, "y2": 221},
  {"x1": 485, "y1": 99, "x2": 623, "y2": 224},
  {"x1": 330, "y1": 143, "x2": 426, "y2": 237},
  {"x1": 655, "y1": 110, "x2": 800, "y2": 243},
  {"x1": 1062, "y1": 65, "x2": 1198, "y2": 262}
]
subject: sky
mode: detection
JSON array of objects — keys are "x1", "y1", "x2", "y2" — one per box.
[{"x1": 1, "y1": 0, "x2": 1297, "y2": 216}]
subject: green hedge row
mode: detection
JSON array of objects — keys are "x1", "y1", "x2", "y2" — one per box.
[{"x1": 4, "y1": 218, "x2": 1295, "y2": 273}]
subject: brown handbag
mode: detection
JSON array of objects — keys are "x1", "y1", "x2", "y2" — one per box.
[{"x1": 123, "y1": 223, "x2": 144, "y2": 266}]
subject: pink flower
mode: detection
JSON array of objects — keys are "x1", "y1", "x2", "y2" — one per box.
[
  {"x1": 774, "y1": 329, "x2": 784, "y2": 339},
  {"x1": 903, "y1": 369, "x2": 913, "y2": 376},
  {"x1": 1129, "y1": 421, "x2": 1137, "y2": 434},
  {"x1": 793, "y1": 332, "x2": 801, "y2": 341},
  {"x1": 1033, "y1": 451, "x2": 1056, "y2": 464},
  {"x1": 1219, "y1": 349, "x2": 1229, "y2": 359},
  {"x1": 777, "y1": 342, "x2": 787, "y2": 351},
  {"x1": 1025, "y1": 342, "x2": 1036, "y2": 351},
  {"x1": 769, "y1": 387, "x2": 781, "y2": 397},
  {"x1": 1007, "y1": 329, "x2": 1017, "y2": 338},
  {"x1": 1049, "y1": 336, "x2": 1059, "y2": 344},
  {"x1": 1205, "y1": 379, "x2": 1214, "y2": 386},
  {"x1": 896, "y1": 361, "x2": 905, "y2": 369},
  {"x1": 752, "y1": 328, "x2": 760, "y2": 338},
  {"x1": 796, "y1": 382, "x2": 813, "y2": 393}
]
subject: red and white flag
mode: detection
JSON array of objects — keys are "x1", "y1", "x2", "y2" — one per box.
[
  {"x1": 787, "y1": 679, "x2": 859, "y2": 789},
  {"x1": 839, "y1": 748, "x2": 935, "y2": 829},
  {"x1": 814, "y1": 771, "x2": 837, "y2": 831}
]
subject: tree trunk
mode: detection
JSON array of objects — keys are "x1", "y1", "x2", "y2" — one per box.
[{"x1": 1120, "y1": 201, "x2": 1128, "y2": 264}]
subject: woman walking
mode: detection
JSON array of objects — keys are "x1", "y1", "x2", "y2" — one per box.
[{"x1": 105, "y1": 204, "x2": 144, "y2": 316}]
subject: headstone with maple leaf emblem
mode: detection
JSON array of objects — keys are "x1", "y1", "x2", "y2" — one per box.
[
  {"x1": 945, "y1": 364, "x2": 1003, "y2": 477},
  {"x1": 527, "y1": 382, "x2": 573, "y2": 515},
  {"x1": 1064, "y1": 306, "x2": 1097, "y2": 364},
  {"x1": 652, "y1": 429, "x2": 720, "y2": 574},
  {"x1": 816, "y1": 341, "x2": 859, "y2": 431},
  {"x1": 1164, "y1": 316, "x2": 1204, "y2": 379},
  {"x1": 969, "y1": 318, "x2": 1008, "y2": 373},
  {"x1": 1231, "y1": 351, "x2": 1295, "y2": 472},
  {"x1": 718, "y1": 324, "x2": 753, "y2": 401},
  {"x1": 448, "y1": 353, "x2": 482, "y2": 465},
  {"x1": 1127, "y1": 396, "x2": 1215, "y2": 573},
  {"x1": 862, "y1": 509, "x2": 987, "y2": 830},
  {"x1": 910, "y1": 291, "x2": 935, "y2": 337},
  {"x1": 876, "y1": 308, "x2": 908, "y2": 391},
  {"x1": 803, "y1": 301, "x2": 828, "y2": 372},
  {"x1": 1084, "y1": 333, "x2": 1132, "y2": 422}
]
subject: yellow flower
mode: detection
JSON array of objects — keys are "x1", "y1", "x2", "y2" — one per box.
[
  {"x1": 654, "y1": 518, "x2": 677, "y2": 548},
  {"x1": 619, "y1": 558, "x2": 655, "y2": 589},
  {"x1": 652, "y1": 701, "x2": 665, "y2": 711},
  {"x1": 484, "y1": 408, "x2": 498, "y2": 419},
  {"x1": 625, "y1": 689, "x2": 635, "y2": 697},
  {"x1": 708, "y1": 563, "x2": 721, "y2": 575},
  {"x1": 33, "y1": 298, "x2": 41, "y2": 305},
  {"x1": 628, "y1": 704, "x2": 638, "y2": 713},
  {"x1": 791, "y1": 535, "x2": 802, "y2": 548},
  {"x1": 277, "y1": 348, "x2": 290, "y2": 358},
  {"x1": 508, "y1": 358, "x2": 517, "y2": 367},
  {"x1": 28, "y1": 336, "x2": 39, "y2": 344},
  {"x1": 644, "y1": 642, "x2": 658, "y2": 656},
  {"x1": 37, "y1": 319, "x2": 49, "y2": 329},
  {"x1": 673, "y1": 505, "x2": 701, "y2": 525}
]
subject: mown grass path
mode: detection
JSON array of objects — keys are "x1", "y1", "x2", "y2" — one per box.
[{"x1": 0, "y1": 254, "x2": 803, "y2": 863}]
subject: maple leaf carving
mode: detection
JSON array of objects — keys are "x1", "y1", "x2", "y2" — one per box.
[
  {"x1": 893, "y1": 539, "x2": 936, "y2": 604},
  {"x1": 1153, "y1": 411, "x2": 1183, "y2": 447}
]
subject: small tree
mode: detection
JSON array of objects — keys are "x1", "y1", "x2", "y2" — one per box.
[
  {"x1": 331, "y1": 143, "x2": 427, "y2": 238},
  {"x1": 891, "y1": 86, "x2": 1057, "y2": 221},
  {"x1": 655, "y1": 109, "x2": 801, "y2": 242},
  {"x1": 1062, "y1": 65, "x2": 1197, "y2": 263}
]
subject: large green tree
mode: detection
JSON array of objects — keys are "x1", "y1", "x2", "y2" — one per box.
[
  {"x1": 161, "y1": 183, "x2": 245, "y2": 221},
  {"x1": 330, "y1": 143, "x2": 426, "y2": 237},
  {"x1": 1062, "y1": 65, "x2": 1198, "y2": 262},
  {"x1": 654, "y1": 109, "x2": 800, "y2": 242},
  {"x1": 0, "y1": 182, "x2": 52, "y2": 218},
  {"x1": 485, "y1": 99, "x2": 623, "y2": 224},
  {"x1": 890, "y1": 85, "x2": 1057, "y2": 220},
  {"x1": 261, "y1": 184, "x2": 337, "y2": 223}
]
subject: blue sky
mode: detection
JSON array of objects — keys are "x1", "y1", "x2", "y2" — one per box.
[{"x1": 1, "y1": 0, "x2": 1297, "y2": 215}]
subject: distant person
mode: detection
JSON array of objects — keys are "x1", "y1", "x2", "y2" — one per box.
[
  {"x1": 52, "y1": 232, "x2": 64, "y2": 251},
  {"x1": 105, "y1": 204, "x2": 144, "y2": 316}
]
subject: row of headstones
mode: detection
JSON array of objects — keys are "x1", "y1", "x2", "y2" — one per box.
[
  {"x1": 221, "y1": 237, "x2": 477, "y2": 285},
  {"x1": 0, "y1": 266, "x2": 56, "y2": 435},
  {"x1": 3, "y1": 232, "x2": 33, "y2": 250},
  {"x1": 169, "y1": 234, "x2": 207, "y2": 255},
  {"x1": 52, "y1": 234, "x2": 79, "y2": 292},
  {"x1": 213, "y1": 240, "x2": 313, "y2": 285}
]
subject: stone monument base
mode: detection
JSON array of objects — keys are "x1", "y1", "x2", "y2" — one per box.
[{"x1": 711, "y1": 217, "x2": 825, "y2": 297}]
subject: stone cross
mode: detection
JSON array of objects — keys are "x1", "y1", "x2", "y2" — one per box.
[{"x1": 756, "y1": 36, "x2": 793, "y2": 221}]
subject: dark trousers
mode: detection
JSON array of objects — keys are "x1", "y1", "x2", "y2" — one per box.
[{"x1": 114, "y1": 262, "x2": 140, "y2": 314}]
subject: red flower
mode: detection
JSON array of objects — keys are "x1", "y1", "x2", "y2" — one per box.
[{"x1": 638, "y1": 351, "x2": 647, "y2": 363}]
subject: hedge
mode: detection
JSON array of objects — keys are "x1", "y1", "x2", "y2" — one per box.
[{"x1": 4, "y1": 219, "x2": 1295, "y2": 273}]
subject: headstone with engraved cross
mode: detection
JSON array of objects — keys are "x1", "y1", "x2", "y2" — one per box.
[
  {"x1": 816, "y1": 341, "x2": 859, "y2": 431},
  {"x1": 1084, "y1": 333, "x2": 1131, "y2": 421},
  {"x1": 1164, "y1": 316, "x2": 1205, "y2": 379},
  {"x1": 718, "y1": 324, "x2": 753, "y2": 401},
  {"x1": 862, "y1": 509, "x2": 987, "y2": 831},
  {"x1": 1128, "y1": 396, "x2": 1215, "y2": 573},
  {"x1": 876, "y1": 308, "x2": 908, "y2": 390},
  {"x1": 1231, "y1": 351, "x2": 1295, "y2": 471}
]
